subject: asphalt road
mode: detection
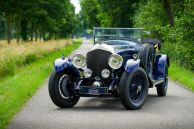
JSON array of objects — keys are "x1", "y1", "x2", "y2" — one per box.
[{"x1": 7, "y1": 40, "x2": 194, "y2": 129}]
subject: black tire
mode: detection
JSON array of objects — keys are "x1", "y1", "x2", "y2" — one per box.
[
  {"x1": 119, "y1": 68, "x2": 149, "y2": 110},
  {"x1": 140, "y1": 44, "x2": 154, "y2": 75},
  {"x1": 156, "y1": 64, "x2": 168, "y2": 96},
  {"x1": 48, "y1": 71, "x2": 80, "y2": 108}
]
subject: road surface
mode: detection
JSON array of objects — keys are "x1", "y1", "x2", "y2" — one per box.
[{"x1": 7, "y1": 40, "x2": 194, "y2": 129}]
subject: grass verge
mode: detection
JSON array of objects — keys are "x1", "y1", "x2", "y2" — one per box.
[
  {"x1": 169, "y1": 62, "x2": 194, "y2": 91},
  {"x1": 0, "y1": 39, "x2": 82, "y2": 129},
  {"x1": 0, "y1": 39, "x2": 72, "y2": 79}
]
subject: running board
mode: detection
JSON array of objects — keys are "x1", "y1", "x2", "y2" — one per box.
[
  {"x1": 148, "y1": 74, "x2": 164, "y2": 87},
  {"x1": 152, "y1": 79, "x2": 164, "y2": 86}
]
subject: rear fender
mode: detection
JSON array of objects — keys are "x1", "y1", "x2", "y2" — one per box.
[
  {"x1": 54, "y1": 58, "x2": 80, "y2": 76},
  {"x1": 154, "y1": 54, "x2": 169, "y2": 79},
  {"x1": 124, "y1": 59, "x2": 140, "y2": 74}
]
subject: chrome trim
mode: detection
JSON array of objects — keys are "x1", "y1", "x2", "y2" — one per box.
[
  {"x1": 72, "y1": 53, "x2": 86, "y2": 68},
  {"x1": 108, "y1": 54, "x2": 123, "y2": 69},
  {"x1": 90, "y1": 43, "x2": 115, "y2": 53}
]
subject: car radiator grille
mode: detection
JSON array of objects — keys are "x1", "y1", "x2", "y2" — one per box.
[{"x1": 86, "y1": 49, "x2": 112, "y2": 78}]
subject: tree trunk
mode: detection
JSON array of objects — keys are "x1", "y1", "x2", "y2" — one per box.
[
  {"x1": 16, "y1": 19, "x2": 21, "y2": 43},
  {"x1": 163, "y1": 0, "x2": 174, "y2": 26},
  {"x1": 16, "y1": 31, "x2": 20, "y2": 43},
  {"x1": 42, "y1": 31, "x2": 45, "y2": 41},
  {"x1": 20, "y1": 19, "x2": 28, "y2": 41},
  {"x1": 34, "y1": 27, "x2": 38, "y2": 41},
  {"x1": 6, "y1": 16, "x2": 12, "y2": 44},
  {"x1": 35, "y1": 31, "x2": 38, "y2": 41},
  {"x1": 30, "y1": 23, "x2": 34, "y2": 41},
  {"x1": 39, "y1": 31, "x2": 42, "y2": 41}
]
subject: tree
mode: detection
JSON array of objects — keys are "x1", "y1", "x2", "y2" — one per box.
[
  {"x1": 80, "y1": 0, "x2": 140, "y2": 28},
  {"x1": 0, "y1": 0, "x2": 79, "y2": 43},
  {"x1": 163, "y1": 0, "x2": 174, "y2": 26},
  {"x1": 80, "y1": 0, "x2": 100, "y2": 29},
  {"x1": 98, "y1": 0, "x2": 140, "y2": 27},
  {"x1": 0, "y1": 0, "x2": 16, "y2": 43}
]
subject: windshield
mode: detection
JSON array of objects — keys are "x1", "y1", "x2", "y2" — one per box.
[{"x1": 94, "y1": 28, "x2": 143, "y2": 44}]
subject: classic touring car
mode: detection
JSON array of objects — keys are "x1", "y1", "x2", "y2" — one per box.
[{"x1": 48, "y1": 28, "x2": 169, "y2": 110}]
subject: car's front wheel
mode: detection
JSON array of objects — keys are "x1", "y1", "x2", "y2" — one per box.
[
  {"x1": 48, "y1": 71, "x2": 79, "y2": 108},
  {"x1": 119, "y1": 68, "x2": 149, "y2": 110}
]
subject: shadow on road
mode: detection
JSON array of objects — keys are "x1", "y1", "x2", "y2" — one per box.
[{"x1": 55, "y1": 94, "x2": 177, "y2": 112}]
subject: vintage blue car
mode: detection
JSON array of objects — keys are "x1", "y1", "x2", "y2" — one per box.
[{"x1": 48, "y1": 28, "x2": 169, "y2": 110}]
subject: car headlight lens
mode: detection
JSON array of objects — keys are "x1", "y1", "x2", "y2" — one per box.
[
  {"x1": 84, "y1": 69, "x2": 92, "y2": 78},
  {"x1": 72, "y1": 54, "x2": 86, "y2": 68},
  {"x1": 108, "y1": 54, "x2": 123, "y2": 69},
  {"x1": 101, "y1": 69, "x2": 110, "y2": 78}
]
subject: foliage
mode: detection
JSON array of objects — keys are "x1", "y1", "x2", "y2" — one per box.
[
  {"x1": 0, "y1": 39, "x2": 72, "y2": 79},
  {"x1": 161, "y1": 0, "x2": 194, "y2": 70},
  {"x1": 133, "y1": 0, "x2": 194, "y2": 70},
  {"x1": 0, "y1": 0, "x2": 80, "y2": 42},
  {"x1": 133, "y1": 0, "x2": 167, "y2": 36},
  {"x1": 80, "y1": 0, "x2": 139, "y2": 29},
  {"x1": 80, "y1": 0, "x2": 101, "y2": 29},
  {"x1": 98, "y1": 0, "x2": 139, "y2": 27},
  {"x1": 169, "y1": 63, "x2": 194, "y2": 91},
  {"x1": 80, "y1": 0, "x2": 193, "y2": 69}
]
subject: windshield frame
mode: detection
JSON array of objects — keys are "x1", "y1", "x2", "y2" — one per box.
[{"x1": 93, "y1": 27, "x2": 144, "y2": 44}]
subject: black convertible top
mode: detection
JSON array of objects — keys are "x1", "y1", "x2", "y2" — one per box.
[{"x1": 143, "y1": 38, "x2": 162, "y2": 49}]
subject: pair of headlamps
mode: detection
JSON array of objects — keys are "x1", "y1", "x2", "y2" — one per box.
[{"x1": 72, "y1": 53, "x2": 124, "y2": 70}]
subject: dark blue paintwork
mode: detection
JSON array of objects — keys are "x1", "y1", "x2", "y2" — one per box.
[
  {"x1": 102, "y1": 40, "x2": 169, "y2": 85},
  {"x1": 102, "y1": 40, "x2": 141, "y2": 54},
  {"x1": 102, "y1": 40, "x2": 141, "y2": 73},
  {"x1": 54, "y1": 39, "x2": 169, "y2": 88},
  {"x1": 124, "y1": 59, "x2": 140, "y2": 73},
  {"x1": 54, "y1": 58, "x2": 80, "y2": 75},
  {"x1": 153, "y1": 54, "x2": 169, "y2": 80}
]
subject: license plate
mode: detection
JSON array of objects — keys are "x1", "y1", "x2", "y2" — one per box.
[{"x1": 79, "y1": 86, "x2": 108, "y2": 95}]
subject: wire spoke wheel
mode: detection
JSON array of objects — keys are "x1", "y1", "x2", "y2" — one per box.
[
  {"x1": 119, "y1": 68, "x2": 149, "y2": 110},
  {"x1": 129, "y1": 74, "x2": 144, "y2": 103}
]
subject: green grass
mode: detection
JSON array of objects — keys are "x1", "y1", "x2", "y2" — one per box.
[
  {"x1": 0, "y1": 40, "x2": 81, "y2": 129},
  {"x1": 169, "y1": 62, "x2": 194, "y2": 91},
  {"x1": 0, "y1": 39, "x2": 73, "y2": 79}
]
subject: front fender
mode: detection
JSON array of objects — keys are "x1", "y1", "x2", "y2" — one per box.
[
  {"x1": 124, "y1": 59, "x2": 140, "y2": 74},
  {"x1": 154, "y1": 54, "x2": 169, "y2": 79},
  {"x1": 54, "y1": 58, "x2": 80, "y2": 75}
]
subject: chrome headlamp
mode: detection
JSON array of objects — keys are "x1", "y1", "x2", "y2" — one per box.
[
  {"x1": 84, "y1": 69, "x2": 92, "y2": 78},
  {"x1": 72, "y1": 54, "x2": 86, "y2": 68},
  {"x1": 108, "y1": 54, "x2": 123, "y2": 69},
  {"x1": 101, "y1": 69, "x2": 110, "y2": 78}
]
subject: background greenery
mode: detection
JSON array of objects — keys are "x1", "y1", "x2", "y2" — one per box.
[
  {"x1": 0, "y1": 39, "x2": 73, "y2": 79},
  {"x1": 0, "y1": 0, "x2": 193, "y2": 70},
  {"x1": 0, "y1": 0, "x2": 83, "y2": 42},
  {"x1": 80, "y1": 0, "x2": 194, "y2": 71}
]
